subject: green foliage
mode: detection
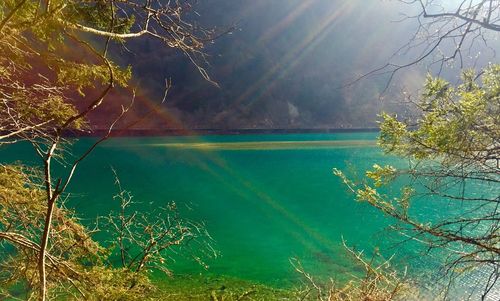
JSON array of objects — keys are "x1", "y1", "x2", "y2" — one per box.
[
  {"x1": 0, "y1": 0, "x2": 136, "y2": 135},
  {"x1": 57, "y1": 62, "x2": 131, "y2": 95},
  {"x1": 15, "y1": 93, "x2": 85, "y2": 129},
  {"x1": 365, "y1": 164, "x2": 397, "y2": 187},
  {"x1": 0, "y1": 165, "x2": 45, "y2": 229},
  {"x1": 0, "y1": 165, "x2": 101, "y2": 297},
  {"x1": 378, "y1": 113, "x2": 407, "y2": 154},
  {"x1": 66, "y1": 0, "x2": 135, "y2": 35},
  {"x1": 0, "y1": 164, "x2": 212, "y2": 300},
  {"x1": 336, "y1": 65, "x2": 500, "y2": 296},
  {"x1": 0, "y1": 1, "x2": 219, "y2": 300},
  {"x1": 378, "y1": 66, "x2": 500, "y2": 165},
  {"x1": 335, "y1": 167, "x2": 413, "y2": 221}
]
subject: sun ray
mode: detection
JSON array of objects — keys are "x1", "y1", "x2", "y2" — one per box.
[{"x1": 217, "y1": 2, "x2": 357, "y2": 117}]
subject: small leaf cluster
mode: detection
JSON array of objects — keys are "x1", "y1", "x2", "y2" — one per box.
[{"x1": 378, "y1": 65, "x2": 500, "y2": 166}]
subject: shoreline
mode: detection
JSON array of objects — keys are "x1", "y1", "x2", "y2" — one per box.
[
  {"x1": 150, "y1": 274, "x2": 302, "y2": 300},
  {"x1": 63, "y1": 128, "x2": 379, "y2": 137}
]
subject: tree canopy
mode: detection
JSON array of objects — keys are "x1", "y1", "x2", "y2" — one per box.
[
  {"x1": 335, "y1": 64, "x2": 500, "y2": 298},
  {"x1": 0, "y1": 1, "x2": 217, "y2": 300}
]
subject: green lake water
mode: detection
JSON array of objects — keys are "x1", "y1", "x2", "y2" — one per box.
[{"x1": 3, "y1": 132, "x2": 493, "y2": 298}]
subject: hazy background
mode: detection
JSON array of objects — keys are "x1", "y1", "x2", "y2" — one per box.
[{"x1": 93, "y1": 0, "x2": 496, "y2": 130}]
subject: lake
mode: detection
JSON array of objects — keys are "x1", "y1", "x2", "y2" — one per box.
[{"x1": 1, "y1": 132, "x2": 495, "y2": 298}]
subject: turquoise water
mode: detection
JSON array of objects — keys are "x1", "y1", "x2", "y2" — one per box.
[{"x1": 0, "y1": 133, "x2": 420, "y2": 287}]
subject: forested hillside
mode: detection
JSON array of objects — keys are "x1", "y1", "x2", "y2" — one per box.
[{"x1": 94, "y1": 0, "x2": 416, "y2": 130}]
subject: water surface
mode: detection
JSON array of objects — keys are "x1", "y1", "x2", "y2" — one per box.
[{"x1": 2, "y1": 132, "x2": 480, "y2": 294}]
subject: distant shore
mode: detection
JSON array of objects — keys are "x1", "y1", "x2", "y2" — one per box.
[{"x1": 63, "y1": 128, "x2": 379, "y2": 137}]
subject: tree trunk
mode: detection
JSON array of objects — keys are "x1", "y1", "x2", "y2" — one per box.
[{"x1": 38, "y1": 197, "x2": 56, "y2": 301}]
